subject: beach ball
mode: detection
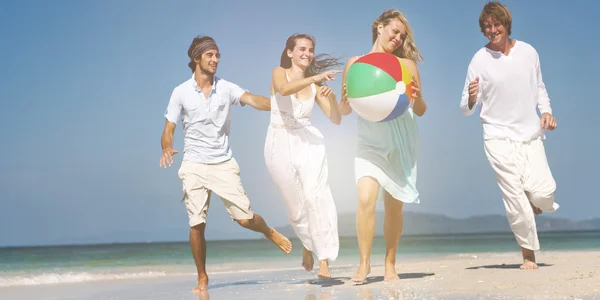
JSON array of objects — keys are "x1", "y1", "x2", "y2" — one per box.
[{"x1": 345, "y1": 52, "x2": 414, "y2": 122}]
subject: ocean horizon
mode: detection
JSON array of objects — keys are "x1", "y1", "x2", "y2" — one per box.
[
  {"x1": 3, "y1": 228, "x2": 600, "y2": 249},
  {"x1": 4, "y1": 210, "x2": 600, "y2": 249}
]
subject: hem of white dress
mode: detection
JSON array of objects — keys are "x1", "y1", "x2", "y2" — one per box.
[
  {"x1": 316, "y1": 252, "x2": 339, "y2": 262},
  {"x1": 302, "y1": 243, "x2": 339, "y2": 262}
]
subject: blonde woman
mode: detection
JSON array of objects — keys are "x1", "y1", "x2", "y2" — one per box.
[{"x1": 339, "y1": 9, "x2": 427, "y2": 282}]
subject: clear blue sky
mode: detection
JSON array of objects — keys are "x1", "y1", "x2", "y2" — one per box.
[{"x1": 0, "y1": 0, "x2": 596, "y2": 247}]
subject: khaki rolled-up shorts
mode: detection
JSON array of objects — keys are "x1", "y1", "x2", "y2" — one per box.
[{"x1": 177, "y1": 157, "x2": 254, "y2": 227}]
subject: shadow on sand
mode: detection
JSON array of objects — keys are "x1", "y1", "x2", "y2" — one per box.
[
  {"x1": 208, "y1": 279, "x2": 272, "y2": 290},
  {"x1": 207, "y1": 272, "x2": 436, "y2": 290},
  {"x1": 352, "y1": 272, "x2": 435, "y2": 285},
  {"x1": 466, "y1": 263, "x2": 553, "y2": 270}
]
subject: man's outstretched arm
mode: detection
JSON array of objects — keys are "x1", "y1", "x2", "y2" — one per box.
[{"x1": 240, "y1": 92, "x2": 271, "y2": 111}]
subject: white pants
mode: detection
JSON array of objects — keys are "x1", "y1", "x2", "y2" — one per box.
[
  {"x1": 484, "y1": 137, "x2": 558, "y2": 251},
  {"x1": 264, "y1": 125, "x2": 339, "y2": 262}
]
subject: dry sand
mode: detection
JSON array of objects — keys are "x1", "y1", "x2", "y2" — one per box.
[{"x1": 1, "y1": 250, "x2": 599, "y2": 299}]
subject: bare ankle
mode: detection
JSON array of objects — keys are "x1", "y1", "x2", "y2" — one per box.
[
  {"x1": 521, "y1": 247, "x2": 536, "y2": 262},
  {"x1": 264, "y1": 227, "x2": 274, "y2": 237},
  {"x1": 385, "y1": 256, "x2": 396, "y2": 264}
]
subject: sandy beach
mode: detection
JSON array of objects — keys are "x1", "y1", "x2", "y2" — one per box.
[{"x1": 2, "y1": 250, "x2": 599, "y2": 300}]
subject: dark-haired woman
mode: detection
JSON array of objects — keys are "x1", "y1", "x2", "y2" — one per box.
[{"x1": 264, "y1": 33, "x2": 343, "y2": 279}]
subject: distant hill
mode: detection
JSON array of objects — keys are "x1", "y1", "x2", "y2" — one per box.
[
  {"x1": 13, "y1": 212, "x2": 598, "y2": 248},
  {"x1": 275, "y1": 211, "x2": 600, "y2": 238}
]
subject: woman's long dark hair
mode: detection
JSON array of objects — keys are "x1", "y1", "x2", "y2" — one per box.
[{"x1": 280, "y1": 34, "x2": 343, "y2": 86}]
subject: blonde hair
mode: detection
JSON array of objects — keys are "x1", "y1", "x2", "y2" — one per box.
[{"x1": 372, "y1": 9, "x2": 423, "y2": 63}]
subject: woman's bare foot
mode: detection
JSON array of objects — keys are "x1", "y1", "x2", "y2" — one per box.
[
  {"x1": 265, "y1": 228, "x2": 292, "y2": 254},
  {"x1": 520, "y1": 247, "x2": 539, "y2": 270},
  {"x1": 317, "y1": 260, "x2": 331, "y2": 279},
  {"x1": 384, "y1": 260, "x2": 400, "y2": 281},
  {"x1": 302, "y1": 247, "x2": 314, "y2": 271},
  {"x1": 351, "y1": 263, "x2": 371, "y2": 283},
  {"x1": 192, "y1": 275, "x2": 209, "y2": 293},
  {"x1": 195, "y1": 290, "x2": 209, "y2": 300}
]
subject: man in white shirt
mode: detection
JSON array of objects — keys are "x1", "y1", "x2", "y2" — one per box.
[
  {"x1": 460, "y1": 2, "x2": 559, "y2": 270},
  {"x1": 159, "y1": 35, "x2": 292, "y2": 292}
]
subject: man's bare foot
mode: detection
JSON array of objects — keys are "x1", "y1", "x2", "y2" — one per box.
[
  {"x1": 521, "y1": 259, "x2": 539, "y2": 270},
  {"x1": 192, "y1": 275, "x2": 209, "y2": 293},
  {"x1": 302, "y1": 247, "x2": 314, "y2": 271},
  {"x1": 384, "y1": 261, "x2": 400, "y2": 281},
  {"x1": 265, "y1": 228, "x2": 292, "y2": 254},
  {"x1": 317, "y1": 260, "x2": 331, "y2": 279},
  {"x1": 530, "y1": 201, "x2": 542, "y2": 215},
  {"x1": 520, "y1": 247, "x2": 539, "y2": 270},
  {"x1": 351, "y1": 263, "x2": 370, "y2": 283}
]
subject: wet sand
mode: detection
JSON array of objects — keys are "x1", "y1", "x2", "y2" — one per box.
[{"x1": 2, "y1": 250, "x2": 599, "y2": 300}]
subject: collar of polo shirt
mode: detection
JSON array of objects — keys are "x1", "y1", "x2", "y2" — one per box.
[{"x1": 190, "y1": 73, "x2": 219, "y2": 95}]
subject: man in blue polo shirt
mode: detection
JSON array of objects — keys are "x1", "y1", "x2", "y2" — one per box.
[{"x1": 159, "y1": 35, "x2": 292, "y2": 293}]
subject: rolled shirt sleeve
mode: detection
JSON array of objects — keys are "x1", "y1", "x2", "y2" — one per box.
[
  {"x1": 228, "y1": 82, "x2": 248, "y2": 107},
  {"x1": 164, "y1": 88, "x2": 182, "y2": 124}
]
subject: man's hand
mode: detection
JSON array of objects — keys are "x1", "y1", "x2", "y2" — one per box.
[
  {"x1": 468, "y1": 77, "x2": 479, "y2": 109},
  {"x1": 160, "y1": 148, "x2": 179, "y2": 168},
  {"x1": 540, "y1": 112, "x2": 557, "y2": 130}
]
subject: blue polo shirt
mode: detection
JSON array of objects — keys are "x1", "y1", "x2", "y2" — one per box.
[{"x1": 164, "y1": 74, "x2": 247, "y2": 164}]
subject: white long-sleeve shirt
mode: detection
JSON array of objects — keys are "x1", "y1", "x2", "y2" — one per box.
[{"x1": 460, "y1": 40, "x2": 552, "y2": 141}]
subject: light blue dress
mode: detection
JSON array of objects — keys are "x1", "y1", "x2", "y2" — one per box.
[{"x1": 355, "y1": 106, "x2": 420, "y2": 204}]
